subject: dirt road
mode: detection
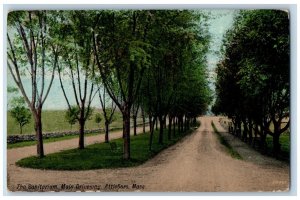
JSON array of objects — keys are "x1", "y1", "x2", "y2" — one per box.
[{"x1": 7, "y1": 116, "x2": 289, "y2": 192}]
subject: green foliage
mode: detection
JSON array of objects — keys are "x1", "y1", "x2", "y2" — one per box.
[
  {"x1": 105, "y1": 108, "x2": 117, "y2": 123},
  {"x1": 138, "y1": 10, "x2": 211, "y2": 120},
  {"x1": 10, "y1": 97, "x2": 31, "y2": 134},
  {"x1": 65, "y1": 106, "x2": 79, "y2": 127},
  {"x1": 213, "y1": 10, "x2": 290, "y2": 157},
  {"x1": 95, "y1": 113, "x2": 102, "y2": 125},
  {"x1": 7, "y1": 86, "x2": 18, "y2": 94},
  {"x1": 8, "y1": 10, "x2": 212, "y2": 159},
  {"x1": 214, "y1": 10, "x2": 289, "y2": 119}
]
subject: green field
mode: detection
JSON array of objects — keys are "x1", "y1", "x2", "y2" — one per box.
[
  {"x1": 16, "y1": 124, "x2": 198, "y2": 170},
  {"x1": 7, "y1": 109, "x2": 144, "y2": 135}
]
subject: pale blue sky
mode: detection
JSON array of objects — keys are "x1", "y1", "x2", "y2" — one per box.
[
  {"x1": 205, "y1": 10, "x2": 237, "y2": 91},
  {"x1": 7, "y1": 10, "x2": 236, "y2": 110}
]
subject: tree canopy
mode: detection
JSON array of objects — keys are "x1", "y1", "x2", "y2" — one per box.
[
  {"x1": 213, "y1": 10, "x2": 290, "y2": 157},
  {"x1": 8, "y1": 10, "x2": 212, "y2": 159}
]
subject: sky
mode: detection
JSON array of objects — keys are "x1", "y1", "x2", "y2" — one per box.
[
  {"x1": 204, "y1": 9, "x2": 237, "y2": 91},
  {"x1": 7, "y1": 10, "x2": 236, "y2": 110}
]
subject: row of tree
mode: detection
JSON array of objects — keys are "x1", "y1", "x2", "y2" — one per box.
[
  {"x1": 212, "y1": 10, "x2": 290, "y2": 157},
  {"x1": 7, "y1": 10, "x2": 211, "y2": 159}
]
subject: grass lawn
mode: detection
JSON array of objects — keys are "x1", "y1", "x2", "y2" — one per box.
[
  {"x1": 16, "y1": 124, "x2": 199, "y2": 170},
  {"x1": 211, "y1": 121, "x2": 242, "y2": 160}
]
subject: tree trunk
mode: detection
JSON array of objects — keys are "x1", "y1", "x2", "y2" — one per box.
[
  {"x1": 173, "y1": 117, "x2": 176, "y2": 137},
  {"x1": 105, "y1": 121, "x2": 109, "y2": 143},
  {"x1": 181, "y1": 117, "x2": 184, "y2": 133},
  {"x1": 168, "y1": 116, "x2": 172, "y2": 140},
  {"x1": 149, "y1": 115, "x2": 153, "y2": 134},
  {"x1": 123, "y1": 105, "x2": 131, "y2": 160},
  {"x1": 184, "y1": 116, "x2": 186, "y2": 131},
  {"x1": 34, "y1": 112, "x2": 44, "y2": 158},
  {"x1": 158, "y1": 115, "x2": 164, "y2": 144},
  {"x1": 248, "y1": 121, "x2": 253, "y2": 145},
  {"x1": 155, "y1": 117, "x2": 158, "y2": 131},
  {"x1": 142, "y1": 108, "x2": 146, "y2": 133},
  {"x1": 242, "y1": 119, "x2": 248, "y2": 142},
  {"x1": 178, "y1": 116, "x2": 183, "y2": 133},
  {"x1": 133, "y1": 115, "x2": 137, "y2": 136},
  {"x1": 236, "y1": 120, "x2": 242, "y2": 138},
  {"x1": 20, "y1": 124, "x2": 22, "y2": 135},
  {"x1": 253, "y1": 124, "x2": 259, "y2": 148},
  {"x1": 259, "y1": 131, "x2": 267, "y2": 154},
  {"x1": 78, "y1": 118, "x2": 85, "y2": 149},
  {"x1": 149, "y1": 117, "x2": 154, "y2": 151},
  {"x1": 273, "y1": 133, "x2": 281, "y2": 158}
]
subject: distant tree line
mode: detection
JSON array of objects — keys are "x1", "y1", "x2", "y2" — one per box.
[
  {"x1": 7, "y1": 10, "x2": 212, "y2": 159},
  {"x1": 212, "y1": 10, "x2": 290, "y2": 158}
]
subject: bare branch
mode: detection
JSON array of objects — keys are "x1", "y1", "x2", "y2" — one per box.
[
  {"x1": 7, "y1": 34, "x2": 32, "y2": 109},
  {"x1": 57, "y1": 61, "x2": 72, "y2": 110},
  {"x1": 67, "y1": 59, "x2": 80, "y2": 107},
  {"x1": 92, "y1": 31, "x2": 122, "y2": 109}
]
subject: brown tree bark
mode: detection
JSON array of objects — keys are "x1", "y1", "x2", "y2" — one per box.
[
  {"x1": 149, "y1": 115, "x2": 155, "y2": 151},
  {"x1": 158, "y1": 115, "x2": 164, "y2": 144},
  {"x1": 105, "y1": 121, "x2": 109, "y2": 143},
  {"x1": 142, "y1": 108, "x2": 146, "y2": 133},
  {"x1": 34, "y1": 110, "x2": 44, "y2": 158},
  {"x1": 123, "y1": 105, "x2": 131, "y2": 159},
  {"x1": 133, "y1": 115, "x2": 137, "y2": 136},
  {"x1": 78, "y1": 117, "x2": 85, "y2": 149}
]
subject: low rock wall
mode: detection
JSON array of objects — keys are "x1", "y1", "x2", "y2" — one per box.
[
  {"x1": 7, "y1": 122, "x2": 149, "y2": 144},
  {"x1": 7, "y1": 129, "x2": 103, "y2": 144}
]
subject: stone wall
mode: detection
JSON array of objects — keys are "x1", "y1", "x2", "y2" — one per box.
[
  {"x1": 7, "y1": 129, "x2": 103, "y2": 144},
  {"x1": 7, "y1": 121, "x2": 149, "y2": 144}
]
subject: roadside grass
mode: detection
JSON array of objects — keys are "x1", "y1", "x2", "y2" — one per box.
[
  {"x1": 7, "y1": 132, "x2": 99, "y2": 149},
  {"x1": 16, "y1": 124, "x2": 199, "y2": 170},
  {"x1": 211, "y1": 121, "x2": 242, "y2": 160}
]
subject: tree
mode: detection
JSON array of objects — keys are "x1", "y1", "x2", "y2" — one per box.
[
  {"x1": 92, "y1": 10, "x2": 211, "y2": 158},
  {"x1": 140, "y1": 10, "x2": 211, "y2": 145},
  {"x1": 7, "y1": 11, "x2": 58, "y2": 157},
  {"x1": 56, "y1": 11, "x2": 98, "y2": 149},
  {"x1": 93, "y1": 10, "x2": 152, "y2": 159},
  {"x1": 10, "y1": 97, "x2": 31, "y2": 134},
  {"x1": 97, "y1": 85, "x2": 117, "y2": 143},
  {"x1": 131, "y1": 96, "x2": 140, "y2": 136},
  {"x1": 214, "y1": 10, "x2": 290, "y2": 157},
  {"x1": 95, "y1": 113, "x2": 102, "y2": 129},
  {"x1": 65, "y1": 106, "x2": 79, "y2": 130}
]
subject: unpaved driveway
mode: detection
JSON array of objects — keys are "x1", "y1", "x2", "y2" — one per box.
[{"x1": 7, "y1": 116, "x2": 289, "y2": 192}]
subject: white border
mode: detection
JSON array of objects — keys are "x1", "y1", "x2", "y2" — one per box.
[{"x1": 1, "y1": 1, "x2": 299, "y2": 200}]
